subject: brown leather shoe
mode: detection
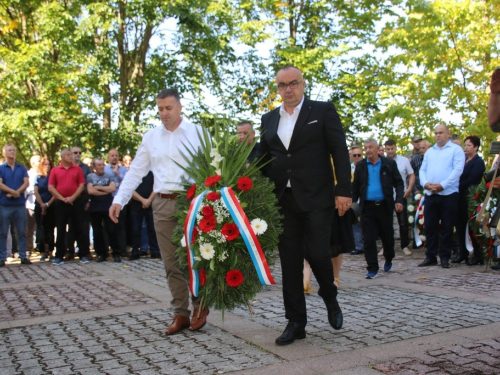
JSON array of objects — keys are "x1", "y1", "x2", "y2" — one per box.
[
  {"x1": 165, "y1": 315, "x2": 190, "y2": 335},
  {"x1": 189, "y1": 307, "x2": 209, "y2": 331}
]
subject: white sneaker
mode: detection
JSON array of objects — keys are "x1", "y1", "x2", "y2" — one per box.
[
  {"x1": 378, "y1": 249, "x2": 383, "y2": 256},
  {"x1": 403, "y1": 247, "x2": 412, "y2": 256}
]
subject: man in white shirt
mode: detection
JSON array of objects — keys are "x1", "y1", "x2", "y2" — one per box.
[
  {"x1": 385, "y1": 139, "x2": 414, "y2": 256},
  {"x1": 25, "y1": 155, "x2": 40, "y2": 256},
  {"x1": 109, "y1": 89, "x2": 208, "y2": 335}
]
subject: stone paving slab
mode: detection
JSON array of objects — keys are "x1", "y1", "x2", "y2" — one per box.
[
  {"x1": 100, "y1": 258, "x2": 166, "y2": 274},
  {"x1": 406, "y1": 271, "x2": 500, "y2": 297},
  {"x1": 0, "y1": 310, "x2": 282, "y2": 375},
  {"x1": 0, "y1": 263, "x2": 99, "y2": 284},
  {"x1": 231, "y1": 286, "x2": 500, "y2": 353},
  {"x1": 0, "y1": 280, "x2": 159, "y2": 321},
  {"x1": 372, "y1": 337, "x2": 500, "y2": 374}
]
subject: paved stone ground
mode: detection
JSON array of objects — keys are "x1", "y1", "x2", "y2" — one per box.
[{"x1": 0, "y1": 246, "x2": 499, "y2": 375}]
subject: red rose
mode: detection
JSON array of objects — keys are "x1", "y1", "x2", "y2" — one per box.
[
  {"x1": 187, "y1": 184, "x2": 197, "y2": 200},
  {"x1": 199, "y1": 216, "x2": 217, "y2": 233},
  {"x1": 205, "y1": 174, "x2": 221, "y2": 187},
  {"x1": 474, "y1": 193, "x2": 480, "y2": 200},
  {"x1": 237, "y1": 177, "x2": 253, "y2": 191},
  {"x1": 486, "y1": 182, "x2": 492, "y2": 189},
  {"x1": 226, "y1": 269, "x2": 244, "y2": 287},
  {"x1": 201, "y1": 205, "x2": 215, "y2": 217},
  {"x1": 199, "y1": 269, "x2": 206, "y2": 286},
  {"x1": 206, "y1": 192, "x2": 221, "y2": 201},
  {"x1": 192, "y1": 226, "x2": 199, "y2": 244},
  {"x1": 221, "y1": 223, "x2": 239, "y2": 241}
]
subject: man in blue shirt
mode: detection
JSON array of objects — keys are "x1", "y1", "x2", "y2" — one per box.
[
  {"x1": 352, "y1": 138, "x2": 404, "y2": 279},
  {"x1": 419, "y1": 124, "x2": 465, "y2": 268},
  {"x1": 0, "y1": 144, "x2": 31, "y2": 266}
]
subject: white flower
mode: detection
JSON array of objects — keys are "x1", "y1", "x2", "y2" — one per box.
[
  {"x1": 210, "y1": 148, "x2": 219, "y2": 157},
  {"x1": 194, "y1": 256, "x2": 201, "y2": 261},
  {"x1": 199, "y1": 243, "x2": 215, "y2": 260},
  {"x1": 407, "y1": 204, "x2": 415, "y2": 213},
  {"x1": 415, "y1": 193, "x2": 422, "y2": 201},
  {"x1": 215, "y1": 169, "x2": 222, "y2": 175},
  {"x1": 419, "y1": 218, "x2": 424, "y2": 225},
  {"x1": 210, "y1": 159, "x2": 220, "y2": 168},
  {"x1": 181, "y1": 236, "x2": 187, "y2": 247},
  {"x1": 251, "y1": 218, "x2": 268, "y2": 235},
  {"x1": 213, "y1": 153, "x2": 223, "y2": 163},
  {"x1": 218, "y1": 251, "x2": 228, "y2": 261},
  {"x1": 408, "y1": 216, "x2": 414, "y2": 224},
  {"x1": 420, "y1": 235, "x2": 426, "y2": 241}
]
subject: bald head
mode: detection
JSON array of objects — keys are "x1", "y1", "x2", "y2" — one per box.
[
  {"x1": 434, "y1": 124, "x2": 450, "y2": 147},
  {"x1": 419, "y1": 140, "x2": 431, "y2": 155}
]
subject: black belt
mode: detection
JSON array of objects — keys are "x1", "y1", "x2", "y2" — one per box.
[{"x1": 365, "y1": 200, "x2": 385, "y2": 206}]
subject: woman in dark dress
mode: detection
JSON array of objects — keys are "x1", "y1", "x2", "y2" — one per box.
[{"x1": 34, "y1": 158, "x2": 56, "y2": 261}]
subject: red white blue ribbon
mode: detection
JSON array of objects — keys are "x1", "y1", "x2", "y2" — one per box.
[
  {"x1": 184, "y1": 190, "x2": 208, "y2": 297},
  {"x1": 414, "y1": 195, "x2": 425, "y2": 247},
  {"x1": 220, "y1": 187, "x2": 275, "y2": 286}
]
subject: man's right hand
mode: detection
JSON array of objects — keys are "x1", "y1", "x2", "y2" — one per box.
[{"x1": 109, "y1": 203, "x2": 122, "y2": 223}]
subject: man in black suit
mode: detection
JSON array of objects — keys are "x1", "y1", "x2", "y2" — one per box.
[{"x1": 257, "y1": 65, "x2": 352, "y2": 345}]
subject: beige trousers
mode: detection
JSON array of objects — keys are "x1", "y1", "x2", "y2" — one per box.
[{"x1": 152, "y1": 196, "x2": 198, "y2": 317}]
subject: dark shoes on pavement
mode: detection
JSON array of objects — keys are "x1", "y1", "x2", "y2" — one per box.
[
  {"x1": 189, "y1": 307, "x2": 209, "y2": 331},
  {"x1": 275, "y1": 321, "x2": 306, "y2": 346},
  {"x1": 0, "y1": 259, "x2": 5, "y2": 267},
  {"x1": 318, "y1": 288, "x2": 343, "y2": 330},
  {"x1": 165, "y1": 315, "x2": 190, "y2": 335},
  {"x1": 129, "y1": 254, "x2": 141, "y2": 261},
  {"x1": 441, "y1": 259, "x2": 450, "y2": 268},
  {"x1": 96, "y1": 256, "x2": 107, "y2": 262},
  {"x1": 467, "y1": 255, "x2": 484, "y2": 266},
  {"x1": 418, "y1": 257, "x2": 438, "y2": 267},
  {"x1": 113, "y1": 255, "x2": 121, "y2": 263},
  {"x1": 20, "y1": 258, "x2": 32, "y2": 265},
  {"x1": 350, "y1": 249, "x2": 364, "y2": 255}
]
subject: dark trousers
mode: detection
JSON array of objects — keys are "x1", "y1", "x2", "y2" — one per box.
[
  {"x1": 54, "y1": 198, "x2": 88, "y2": 259},
  {"x1": 278, "y1": 190, "x2": 336, "y2": 327},
  {"x1": 112, "y1": 205, "x2": 128, "y2": 255},
  {"x1": 396, "y1": 198, "x2": 410, "y2": 249},
  {"x1": 129, "y1": 202, "x2": 159, "y2": 256},
  {"x1": 424, "y1": 193, "x2": 459, "y2": 260},
  {"x1": 34, "y1": 205, "x2": 55, "y2": 253},
  {"x1": 89, "y1": 211, "x2": 116, "y2": 257},
  {"x1": 361, "y1": 201, "x2": 395, "y2": 273},
  {"x1": 67, "y1": 209, "x2": 90, "y2": 257}
]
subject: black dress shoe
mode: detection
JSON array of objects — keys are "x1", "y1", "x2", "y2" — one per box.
[
  {"x1": 350, "y1": 249, "x2": 364, "y2": 255},
  {"x1": 418, "y1": 257, "x2": 438, "y2": 267},
  {"x1": 275, "y1": 321, "x2": 305, "y2": 346},
  {"x1": 451, "y1": 255, "x2": 468, "y2": 264},
  {"x1": 491, "y1": 264, "x2": 500, "y2": 270},
  {"x1": 441, "y1": 259, "x2": 450, "y2": 268},
  {"x1": 317, "y1": 288, "x2": 343, "y2": 330},
  {"x1": 467, "y1": 255, "x2": 484, "y2": 266},
  {"x1": 129, "y1": 254, "x2": 141, "y2": 261}
]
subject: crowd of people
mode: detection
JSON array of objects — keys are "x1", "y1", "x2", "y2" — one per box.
[{"x1": 0, "y1": 145, "x2": 159, "y2": 267}]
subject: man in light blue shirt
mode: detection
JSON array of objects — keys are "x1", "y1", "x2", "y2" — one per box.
[{"x1": 418, "y1": 124, "x2": 465, "y2": 268}]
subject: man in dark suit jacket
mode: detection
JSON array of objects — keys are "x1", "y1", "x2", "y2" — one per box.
[
  {"x1": 352, "y1": 139, "x2": 404, "y2": 279},
  {"x1": 257, "y1": 65, "x2": 352, "y2": 345}
]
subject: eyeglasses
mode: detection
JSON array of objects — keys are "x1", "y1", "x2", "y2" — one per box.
[
  {"x1": 73, "y1": 151, "x2": 82, "y2": 154},
  {"x1": 277, "y1": 80, "x2": 303, "y2": 91},
  {"x1": 352, "y1": 154, "x2": 362, "y2": 157}
]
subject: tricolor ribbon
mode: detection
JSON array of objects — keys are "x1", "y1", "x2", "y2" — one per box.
[
  {"x1": 414, "y1": 195, "x2": 425, "y2": 247},
  {"x1": 184, "y1": 190, "x2": 208, "y2": 297},
  {"x1": 220, "y1": 187, "x2": 275, "y2": 286}
]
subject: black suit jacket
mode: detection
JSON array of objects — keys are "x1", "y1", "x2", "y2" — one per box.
[
  {"x1": 256, "y1": 98, "x2": 351, "y2": 212},
  {"x1": 459, "y1": 154, "x2": 485, "y2": 199},
  {"x1": 352, "y1": 156, "x2": 404, "y2": 212}
]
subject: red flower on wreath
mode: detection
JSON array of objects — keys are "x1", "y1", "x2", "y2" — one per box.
[
  {"x1": 191, "y1": 226, "x2": 199, "y2": 244},
  {"x1": 187, "y1": 185, "x2": 197, "y2": 200},
  {"x1": 199, "y1": 216, "x2": 217, "y2": 233},
  {"x1": 487, "y1": 249, "x2": 493, "y2": 257},
  {"x1": 226, "y1": 269, "x2": 244, "y2": 287},
  {"x1": 237, "y1": 177, "x2": 253, "y2": 191},
  {"x1": 205, "y1": 174, "x2": 221, "y2": 187},
  {"x1": 486, "y1": 182, "x2": 492, "y2": 189},
  {"x1": 474, "y1": 193, "x2": 480, "y2": 200},
  {"x1": 199, "y1": 269, "x2": 206, "y2": 286},
  {"x1": 201, "y1": 205, "x2": 215, "y2": 217},
  {"x1": 206, "y1": 192, "x2": 221, "y2": 201},
  {"x1": 221, "y1": 223, "x2": 239, "y2": 241}
]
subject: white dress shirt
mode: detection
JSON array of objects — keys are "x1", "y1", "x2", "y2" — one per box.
[
  {"x1": 25, "y1": 168, "x2": 38, "y2": 210},
  {"x1": 113, "y1": 118, "x2": 203, "y2": 207}
]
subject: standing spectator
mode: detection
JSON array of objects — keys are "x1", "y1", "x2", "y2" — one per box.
[
  {"x1": 452, "y1": 136, "x2": 485, "y2": 265},
  {"x1": 65, "y1": 146, "x2": 92, "y2": 261},
  {"x1": 385, "y1": 139, "x2": 415, "y2": 256},
  {"x1": 106, "y1": 149, "x2": 128, "y2": 257},
  {"x1": 128, "y1": 171, "x2": 160, "y2": 260},
  {"x1": 236, "y1": 121, "x2": 260, "y2": 163},
  {"x1": 418, "y1": 124, "x2": 465, "y2": 268},
  {"x1": 25, "y1": 155, "x2": 40, "y2": 255},
  {"x1": 122, "y1": 154, "x2": 133, "y2": 170},
  {"x1": 405, "y1": 135, "x2": 422, "y2": 159},
  {"x1": 349, "y1": 145, "x2": 364, "y2": 255},
  {"x1": 352, "y1": 139, "x2": 404, "y2": 279},
  {"x1": 34, "y1": 158, "x2": 56, "y2": 261},
  {"x1": 0, "y1": 144, "x2": 31, "y2": 266},
  {"x1": 109, "y1": 89, "x2": 209, "y2": 335},
  {"x1": 87, "y1": 158, "x2": 117, "y2": 262},
  {"x1": 48, "y1": 148, "x2": 90, "y2": 265},
  {"x1": 411, "y1": 140, "x2": 431, "y2": 196}
]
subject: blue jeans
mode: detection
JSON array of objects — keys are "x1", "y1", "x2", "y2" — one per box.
[
  {"x1": 352, "y1": 221, "x2": 363, "y2": 251},
  {"x1": 0, "y1": 205, "x2": 27, "y2": 260}
]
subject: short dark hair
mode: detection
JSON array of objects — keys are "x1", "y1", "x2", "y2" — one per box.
[
  {"x1": 465, "y1": 135, "x2": 480, "y2": 148},
  {"x1": 156, "y1": 89, "x2": 181, "y2": 102},
  {"x1": 277, "y1": 65, "x2": 301, "y2": 74},
  {"x1": 237, "y1": 121, "x2": 253, "y2": 129},
  {"x1": 384, "y1": 139, "x2": 396, "y2": 146}
]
